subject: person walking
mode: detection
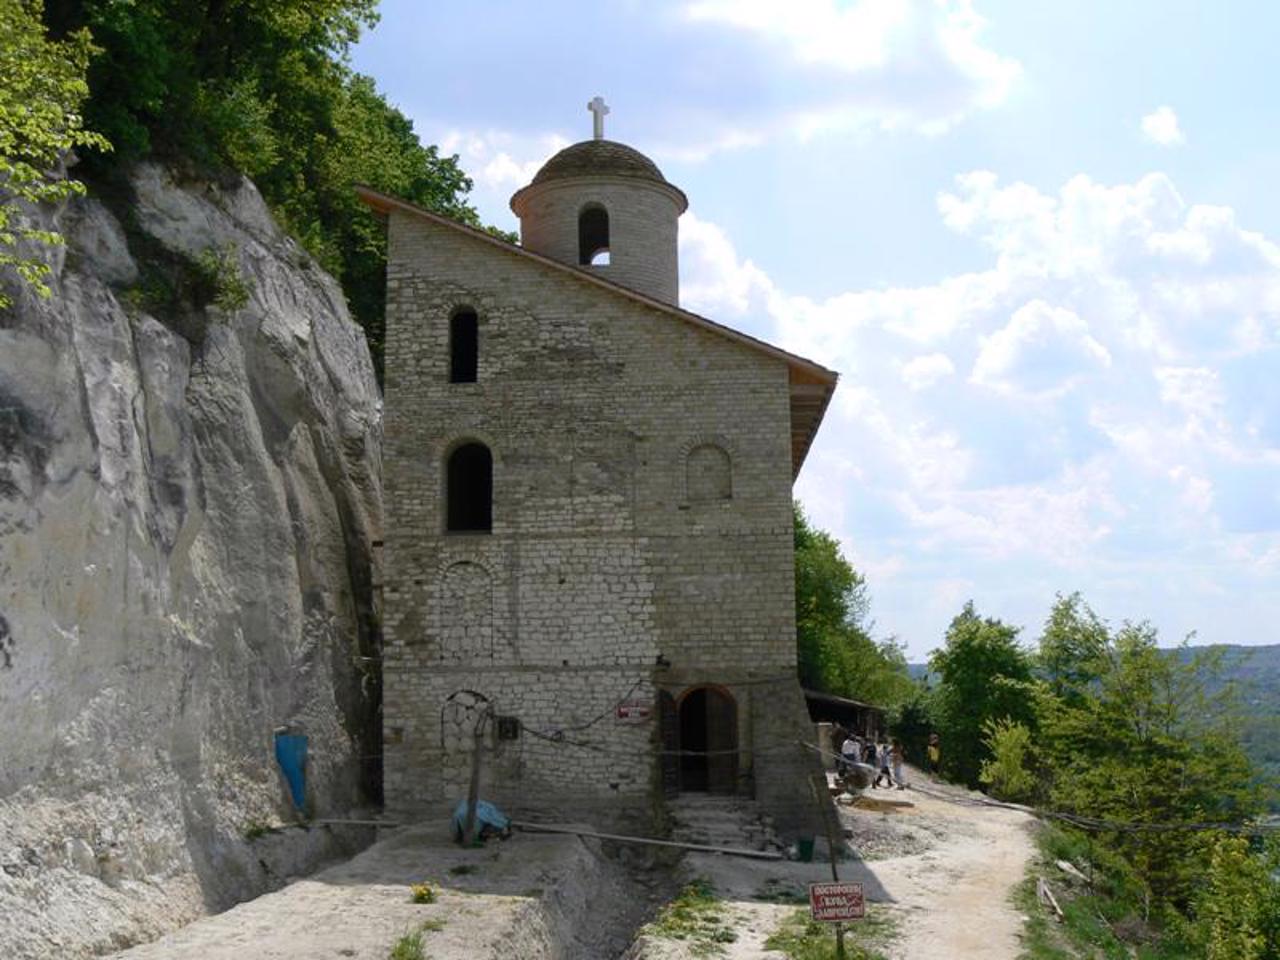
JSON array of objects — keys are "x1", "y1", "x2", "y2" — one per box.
[
  {"x1": 927, "y1": 733, "x2": 941, "y2": 777},
  {"x1": 874, "y1": 740, "x2": 894, "y2": 788},
  {"x1": 839, "y1": 731, "x2": 859, "y2": 776},
  {"x1": 891, "y1": 739, "x2": 906, "y2": 790},
  {"x1": 864, "y1": 739, "x2": 879, "y2": 786}
]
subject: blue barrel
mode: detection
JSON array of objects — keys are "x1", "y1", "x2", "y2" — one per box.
[{"x1": 274, "y1": 733, "x2": 308, "y2": 810}]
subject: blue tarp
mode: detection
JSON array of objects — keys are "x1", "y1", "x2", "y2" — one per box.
[
  {"x1": 451, "y1": 799, "x2": 510, "y2": 841},
  {"x1": 274, "y1": 733, "x2": 308, "y2": 810}
]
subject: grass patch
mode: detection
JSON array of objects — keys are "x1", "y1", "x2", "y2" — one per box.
[
  {"x1": 242, "y1": 820, "x2": 280, "y2": 841},
  {"x1": 388, "y1": 929, "x2": 425, "y2": 960},
  {"x1": 765, "y1": 905, "x2": 896, "y2": 960},
  {"x1": 421, "y1": 918, "x2": 446, "y2": 933},
  {"x1": 644, "y1": 878, "x2": 739, "y2": 956}
]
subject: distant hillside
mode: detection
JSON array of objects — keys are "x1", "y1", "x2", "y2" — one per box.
[{"x1": 1182, "y1": 644, "x2": 1280, "y2": 803}]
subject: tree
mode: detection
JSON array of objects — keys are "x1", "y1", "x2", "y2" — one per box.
[
  {"x1": 1037, "y1": 591, "x2": 1109, "y2": 705},
  {"x1": 793, "y1": 504, "x2": 913, "y2": 708},
  {"x1": 40, "y1": 0, "x2": 484, "y2": 379},
  {"x1": 0, "y1": 0, "x2": 109, "y2": 308},
  {"x1": 928, "y1": 601, "x2": 1036, "y2": 786},
  {"x1": 1191, "y1": 835, "x2": 1280, "y2": 960},
  {"x1": 1042, "y1": 623, "x2": 1264, "y2": 910}
]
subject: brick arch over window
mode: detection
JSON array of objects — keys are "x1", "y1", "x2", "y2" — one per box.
[
  {"x1": 446, "y1": 441, "x2": 492, "y2": 532},
  {"x1": 686, "y1": 443, "x2": 732, "y2": 502}
]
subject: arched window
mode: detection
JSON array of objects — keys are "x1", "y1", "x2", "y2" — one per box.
[
  {"x1": 450, "y1": 309, "x2": 478, "y2": 383},
  {"x1": 578, "y1": 204, "x2": 610, "y2": 266},
  {"x1": 687, "y1": 444, "x2": 732, "y2": 502},
  {"x1": 446, "y1": 442, "x2": 492, "y2": 532}
]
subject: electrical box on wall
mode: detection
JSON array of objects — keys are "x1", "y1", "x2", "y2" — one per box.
[{"x1": 496, "y1": 715, "x2": 521, "y2": 740}]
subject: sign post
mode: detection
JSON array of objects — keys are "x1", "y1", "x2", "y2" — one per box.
[
  {"x1": 808, "y1": 773, "x2": 862, "y2": 958},
  {"x1": 809, "y1": 881, "x2": 866, "y2": 922}
]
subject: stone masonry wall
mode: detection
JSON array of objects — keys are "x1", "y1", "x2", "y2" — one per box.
[
  {"x1": 381, "y1": 209, "x2": 820, "y2": 835},
  {"x1": 516, "y1": 177, "x2": 682, "y2": 305}
]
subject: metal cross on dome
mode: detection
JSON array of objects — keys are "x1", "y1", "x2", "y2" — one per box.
[{"x1": 588, "y1": 96, "x2": 609, "y2": 140}]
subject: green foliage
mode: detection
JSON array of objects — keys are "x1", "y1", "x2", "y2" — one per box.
[
  {"x1": 794, "y1": 504, "x2": 913, "y2": 708},
  {"x1": 1188, "y1": 836, "x2": 1280, "y2": 960},
  {"x1": 1038, "y1": 619, "x2": 1264, "y2": 909},
  {"x1": 42, "y1": 0, "x2": 485, "y2": 378},
  {"x1": 1038, "y1": 591, "x2": 1109, "y2": 705},
  {"x1": 1017, "y1": 823, "x2": 1202, "y2": 960},
  {"x1": 645, "y1": 878, "x2": 737, "y2": 955},
  {"x1": 764, "y1": 907, "x2": 896, "y2": 960},
  {"x1": 979, "y1": 717, "x2": 1037, "y2": 803},
  {"x1": 408, "y1": 881, "x2": 436, "y2": 904},
  {"x1": 0, "y1": 0, "x2": 110, "y2": 307},
  {"x1": 192, "y1": 243, "x2": 250, "y2": 312},
  {"x1": 928, "y1": 600, "x2": 1036, "y2": 786},
  {"x1": 242, "y1": 819, "x2": 278, "y2": 841},
  {"x1": 888, "y1": 683, "x2": 938, "y2": 768},
  {"x1": 387, "y1": 929, "x2": 425, "y2": 960}
]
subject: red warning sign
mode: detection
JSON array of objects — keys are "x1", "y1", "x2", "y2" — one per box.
[{"x1": 809, "y1": 881, "x2": 865, "y2": 922}]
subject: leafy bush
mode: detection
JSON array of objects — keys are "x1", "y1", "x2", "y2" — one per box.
[
  {"x1": 192, "y1": 244, "x2": 250, "y2": 312},
  {"x1": 979, "y1": 717, "x2": 1038, "y2": 803},
  {"x1": 408, "y1": 882, "x2": 436, "y2": 904}
]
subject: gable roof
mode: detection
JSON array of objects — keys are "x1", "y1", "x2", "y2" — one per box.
[{"x1": 356, "y1": 185, "x2": 837, "y2": 477}]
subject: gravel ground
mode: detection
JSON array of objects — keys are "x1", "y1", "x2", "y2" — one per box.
[{"x1": 631, "y1": 766, "x2": 1037, "y2": 960}]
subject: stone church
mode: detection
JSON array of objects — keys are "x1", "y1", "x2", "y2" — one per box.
[{"x1": 358, "y1": 102, "x2": 837, "y2": 836}]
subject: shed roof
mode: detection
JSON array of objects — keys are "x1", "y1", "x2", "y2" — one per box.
[{"x1": 356, "y1": 185, "x2": 838, "y2": 477}]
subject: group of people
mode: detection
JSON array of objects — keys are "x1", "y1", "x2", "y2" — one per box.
[{"x1": 837, "y1": 731, "x2": 906, "y2": 790}]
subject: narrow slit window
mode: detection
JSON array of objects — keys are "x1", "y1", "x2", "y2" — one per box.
[
  {"x1": 450, "y1": 310, "x2": 478, "y2": 383},
  {"x1": 447, "y1": 442, "x2": 492, "y2": 532},
  {"x1": 578, "y1": 205, "x2": 609, "y2": 266}
]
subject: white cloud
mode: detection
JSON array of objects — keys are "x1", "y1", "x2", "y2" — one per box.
[
  {"x1": 901, "y1": 353, "x2": 956, "y2": 390},
  {"x1": 678, "y1": 167, "x2": 1280, "y2": 645},
  {"x1": 674, "y1": 0, "x2": 1022, "y2": 145},
  {"x1": 438, "y1": 129, "x2": 570, "y2": 193},
  {"x1": 678, "y1": 212, "x2": 776, "y2": 316},
  {"x1": 971, "y1": 301, "x2": 1111, "y2": 398},
  {"x1": 1140, "y1": 105, "x2": 1186, "y2": 147}
]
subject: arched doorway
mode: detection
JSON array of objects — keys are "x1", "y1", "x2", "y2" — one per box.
[{"x1": 677, "y1": 686, "x2": 738, "y2": 794}]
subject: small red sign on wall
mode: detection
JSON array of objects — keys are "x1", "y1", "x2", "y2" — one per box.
[
  {"x1": 809, "y1": 881, "x2": 865, "y2": 922},
  {"x1": 616, "y1": 702, "x2": 651, "y2": 722}
]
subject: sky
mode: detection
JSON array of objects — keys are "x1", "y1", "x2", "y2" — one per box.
[{"x1": 353, "y1": 0, "x2": 1280, "y2": 660}]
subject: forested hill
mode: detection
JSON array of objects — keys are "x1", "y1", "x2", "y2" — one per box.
[{"x1": 1183, "y1": 643, "x2": 1280, "y2": 796}]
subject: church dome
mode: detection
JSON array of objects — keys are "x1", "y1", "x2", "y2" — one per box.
[
  {"x1": 531, "y1": 140, "x2": 675, "y2": 193},
  {"x1": 510, "y1": 111, "x2": 687, "y2": 305}
]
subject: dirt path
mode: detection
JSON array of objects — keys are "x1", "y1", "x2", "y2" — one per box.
[
  {"x1": 852, "y1": 779, "x2": 1036, "y2": 960},
  {"x1": 633, "y1": 771, "x2": 1036, "y2": 960}
]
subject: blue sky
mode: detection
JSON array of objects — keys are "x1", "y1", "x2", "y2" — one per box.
[{"x1": 354, "y1": 1, "x2": 1280, "y2": 660}]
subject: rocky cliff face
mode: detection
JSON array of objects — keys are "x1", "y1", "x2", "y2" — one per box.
[{"x1": 0, "y1": 165, "x2": 383, "y2": 958}]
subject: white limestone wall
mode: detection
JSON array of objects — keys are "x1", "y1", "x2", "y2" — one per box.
[{"x1": 0, "y1": 166, "x2": 382, "y2": 958}]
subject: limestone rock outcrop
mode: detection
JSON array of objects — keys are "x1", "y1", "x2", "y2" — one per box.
[{"x1": 0, "y1": 165, "x2": 383, "y2": 958}]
